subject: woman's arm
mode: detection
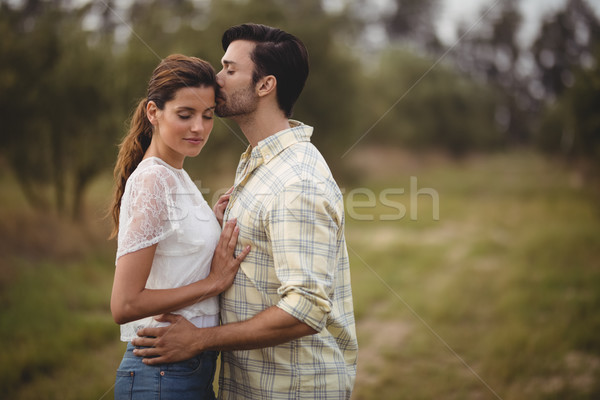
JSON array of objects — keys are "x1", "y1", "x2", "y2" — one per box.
[{"x1": 110, "y1": 219, "x2": 250, "y2": 325}]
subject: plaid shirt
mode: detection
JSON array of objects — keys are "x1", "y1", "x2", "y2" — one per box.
[{"x1": 219, "y1": 121, "x2": 358, "y2": 399}]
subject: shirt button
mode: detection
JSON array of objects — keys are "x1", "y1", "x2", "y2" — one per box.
[
  {"x1": 265, "y1": 155, "x2": 272, "y2": 161},
  {"x1": 160, "y1": 371, "x2": 165, "y2": 376}
]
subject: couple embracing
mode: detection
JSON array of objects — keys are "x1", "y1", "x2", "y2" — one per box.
[{"x1": 109, "y1": 23, "x2": 358, "y2": 400}]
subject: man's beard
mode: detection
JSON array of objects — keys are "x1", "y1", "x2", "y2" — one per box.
[{"x1": 215, "y1": 83, "x2": 258, "y2": 118}]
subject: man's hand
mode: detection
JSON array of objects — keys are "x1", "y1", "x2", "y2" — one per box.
[{"x1": 132, "y1": 314, "x2": 200, "y2": 365}]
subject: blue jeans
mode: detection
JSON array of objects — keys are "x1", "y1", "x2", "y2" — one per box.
[{"x1": 114, "y1": 342, "x2": 217, "y2": 400}]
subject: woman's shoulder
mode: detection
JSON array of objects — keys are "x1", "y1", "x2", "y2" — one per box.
[{"x1": 128, "y1": 158, "x2": 179, "y2": 192}]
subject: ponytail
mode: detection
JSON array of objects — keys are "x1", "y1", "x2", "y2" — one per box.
[{"x1": 109, "y1": 99, "x2": 152, "y2": 239}]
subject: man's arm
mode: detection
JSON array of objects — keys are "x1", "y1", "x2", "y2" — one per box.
[{"x1": 131, "y1": 306, "x2": 317, "y2": 365}]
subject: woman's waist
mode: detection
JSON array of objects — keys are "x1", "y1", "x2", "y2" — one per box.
[{"x1": 120, "y1": 309, "x2": 219, "y2": 341}]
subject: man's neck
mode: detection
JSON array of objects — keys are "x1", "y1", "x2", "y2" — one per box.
[{"x1": 234, "y1": 107, "x2": 291, "y2": 148}]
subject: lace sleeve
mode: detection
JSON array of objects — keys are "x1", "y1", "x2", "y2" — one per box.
[{"x1": 116, "y1": 166, "x2": 177, "y2": 260}]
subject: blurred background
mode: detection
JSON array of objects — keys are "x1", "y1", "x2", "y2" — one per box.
[{"x1": 1, "y1": 0, "x2": 599, "y2": 399}]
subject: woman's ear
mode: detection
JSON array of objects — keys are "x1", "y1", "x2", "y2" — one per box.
[
  {"x1": 256, "y1": 75, "x2": 277, "y2": 98},
  {"x1": 146, "y1": 101, "x2": 159, "y2": 126}
]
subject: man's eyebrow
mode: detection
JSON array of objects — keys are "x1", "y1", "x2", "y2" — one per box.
[{"x1": 222, "y1": 59, "x2": 236, "y2": 66}]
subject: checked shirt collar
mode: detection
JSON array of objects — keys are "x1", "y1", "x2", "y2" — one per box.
[{"x1": 233, "y1": 120, "x2": 313, "y2": 187}]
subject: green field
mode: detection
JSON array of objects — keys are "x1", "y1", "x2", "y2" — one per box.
[{"x1": 1, "y1": 150, "x2": 599, "y2": 399}]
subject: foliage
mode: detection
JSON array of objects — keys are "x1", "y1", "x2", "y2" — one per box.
[
  {"x1": 0, "y1": 0, "x2": 367, "y2": 208},
  {"x1": 1, "y1": 0, "x2": 600, "y2": 219},
  {"x1": 533, "y1": 1, "x2": 600, "y2": 167},
  {"x1": 0, "y1": 0, "x2": 123, "y2": 219},
  {"x1": 356, "y1": 49, "x2": 502, "y2": 156},
  {"x1": 451, "y1": 0, "x2": 600, "y2": 164},
  {"x1": 450, "y1": 0, "x2": 537, "y2": 144},
  {"x1": 536, "y1": 50, "x2": 600, "y2": 165},
  {"x1": 382, "y1": 0, "x2": 442, "y2": 51},
  {"x1": 531, "y1": 0, "x2": 600, "y2": 99}
]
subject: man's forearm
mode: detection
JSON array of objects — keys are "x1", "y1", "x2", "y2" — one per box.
[
  {"x1": 132, "y1": 305, "x2": 319, "y2": 364},
  {"x1": 195, "y1": 306, "x2": 318, "y2": 353}
]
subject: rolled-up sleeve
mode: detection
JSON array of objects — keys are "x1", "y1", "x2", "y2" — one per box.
[{"x1": 265, "y1": 180, "x2": 341, "y2": 332}]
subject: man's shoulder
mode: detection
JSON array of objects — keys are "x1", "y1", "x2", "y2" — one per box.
[
  {"x1": 279, "y1": 140, "x2": 327, "y2": 169},
  {"x1": 270, "y1": 143, "x2": 342, "y2": 198},
  {"x1": 266, "y1": 143, "x2": 327, "y2": 184}
]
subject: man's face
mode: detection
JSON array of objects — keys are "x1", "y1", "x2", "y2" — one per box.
[{"x1": 215, "y1": 40, "x2": 259, "y2": 118}]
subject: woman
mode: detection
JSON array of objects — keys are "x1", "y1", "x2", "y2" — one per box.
[{"x1": 109, "y1": 54, "x2": 249, "y2": 399}]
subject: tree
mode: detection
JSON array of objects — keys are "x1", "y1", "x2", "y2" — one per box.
[
  {"x1": 0, "y1": 0, "x2": 368, "y2": 216},
  {"x1": 532, "y1": 0, "x2": 600, "y2": 100},
  {"x1": 532, "y1": 0, "x2": 600, "y2": 167},
  {"x1": 356, "y1": 48, "x2": 501, "y2": 156},
  {"x1": 382, "y1": 0, "x2": 442, "y2": 52},
  {"x1": 0, "y1": 0, "x2": 123, "y2": 219},
  {"x1": 536, "y1": 46, "x2": 600, "y2": 169},
  {"x1": 450, "y1": 0, "x2": 535, "y2": 144}
]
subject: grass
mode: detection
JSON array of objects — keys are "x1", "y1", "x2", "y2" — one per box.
[
  {"x1": 0, "y1": 172, "x2": 123, "y2": 399},
  {"x1": 0, "y1": 150, "x2": 599, "y2": 399},
  {"x1": 348, "y1": 150, "x2": 600, "y2": 400},
  {"x1": 0, "y1": 251, "x2": 121, "y2": 399}
]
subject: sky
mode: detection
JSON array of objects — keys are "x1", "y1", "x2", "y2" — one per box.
[
  {"x1": 321, "y1": 0, "x2": 600, "y2": 48},
  {"x1": 436, "y1": 0, "x2": 600, "y2": 45}
]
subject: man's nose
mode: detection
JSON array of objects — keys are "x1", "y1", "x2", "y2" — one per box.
[{"x1": 216, "y1": 71, "x2": 225, "y2": 87}]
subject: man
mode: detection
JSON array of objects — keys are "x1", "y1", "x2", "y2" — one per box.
[{"x1": 133, "y1": 23, "x2": 358, "y2": 399}]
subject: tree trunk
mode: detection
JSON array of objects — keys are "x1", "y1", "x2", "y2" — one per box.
[{"x1": 71, "y1": 166, "x2": 98, "y2": 221}]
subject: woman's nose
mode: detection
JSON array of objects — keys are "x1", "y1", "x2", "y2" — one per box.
[{"x1": 191, "y1": 116, "x2": 204, "y2": 133}]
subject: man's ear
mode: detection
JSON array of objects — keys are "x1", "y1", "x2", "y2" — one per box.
[
  {"x1": 256, "y1": 75, "x2": 277, "y2": 97},
  {"x1": 146, "y1": 101, "x2": 159, "y2": 125}
]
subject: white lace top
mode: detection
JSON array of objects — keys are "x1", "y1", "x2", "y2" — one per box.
[{"x1": 116, "y1": 157, "x2": 221, "y2": 341}]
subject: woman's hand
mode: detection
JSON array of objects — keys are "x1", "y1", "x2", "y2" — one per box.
[
  {"x1": 206, "y1": 218, "x2": 250, "y2": 294},
  {"x1": 213, "y1": 186, "x2": 234, "y2": 227}
]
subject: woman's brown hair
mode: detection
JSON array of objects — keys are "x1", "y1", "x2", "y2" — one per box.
[{"x1": 109, "y1": 54, "x2": 216, "y2": 238}]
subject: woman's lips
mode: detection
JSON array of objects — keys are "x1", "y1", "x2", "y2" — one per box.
[{"x1": 184, "y1": 138, "x2": 204, "y2": 145}]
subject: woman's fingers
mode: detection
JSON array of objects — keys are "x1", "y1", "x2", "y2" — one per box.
[
  {"x1": 215, "y1": 219, "x2": 237, "y2": 254},
  {"x1": 236, "y1": 245, "x2": 251, "y2": 263},
  {"x1": 213, "y1": 196, "x2": 229, "y2": 215},
  {"x1": 218, "y1": 194, "x2": 230, "y2": 204},
  {"x1": 220, "y1": 218, "x2": 237, "y2": 241},
  {"x1": 228, "y1": 225, "x2": 240, "y2": 251},
  {"x1": 215, "y1": 217, "x2": 250, "y2": 263},
  {"x1": 212, "y1": 190, "x2": 232, "y2": 222}
]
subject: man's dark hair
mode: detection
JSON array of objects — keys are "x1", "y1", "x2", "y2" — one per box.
[{"x1": 222, "y1": 23, "x2": 309, "y2": 118}]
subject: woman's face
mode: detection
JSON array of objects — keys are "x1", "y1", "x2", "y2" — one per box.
[{"x1": 147, "y1": 85, "x2": 216, "y2": 168}]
